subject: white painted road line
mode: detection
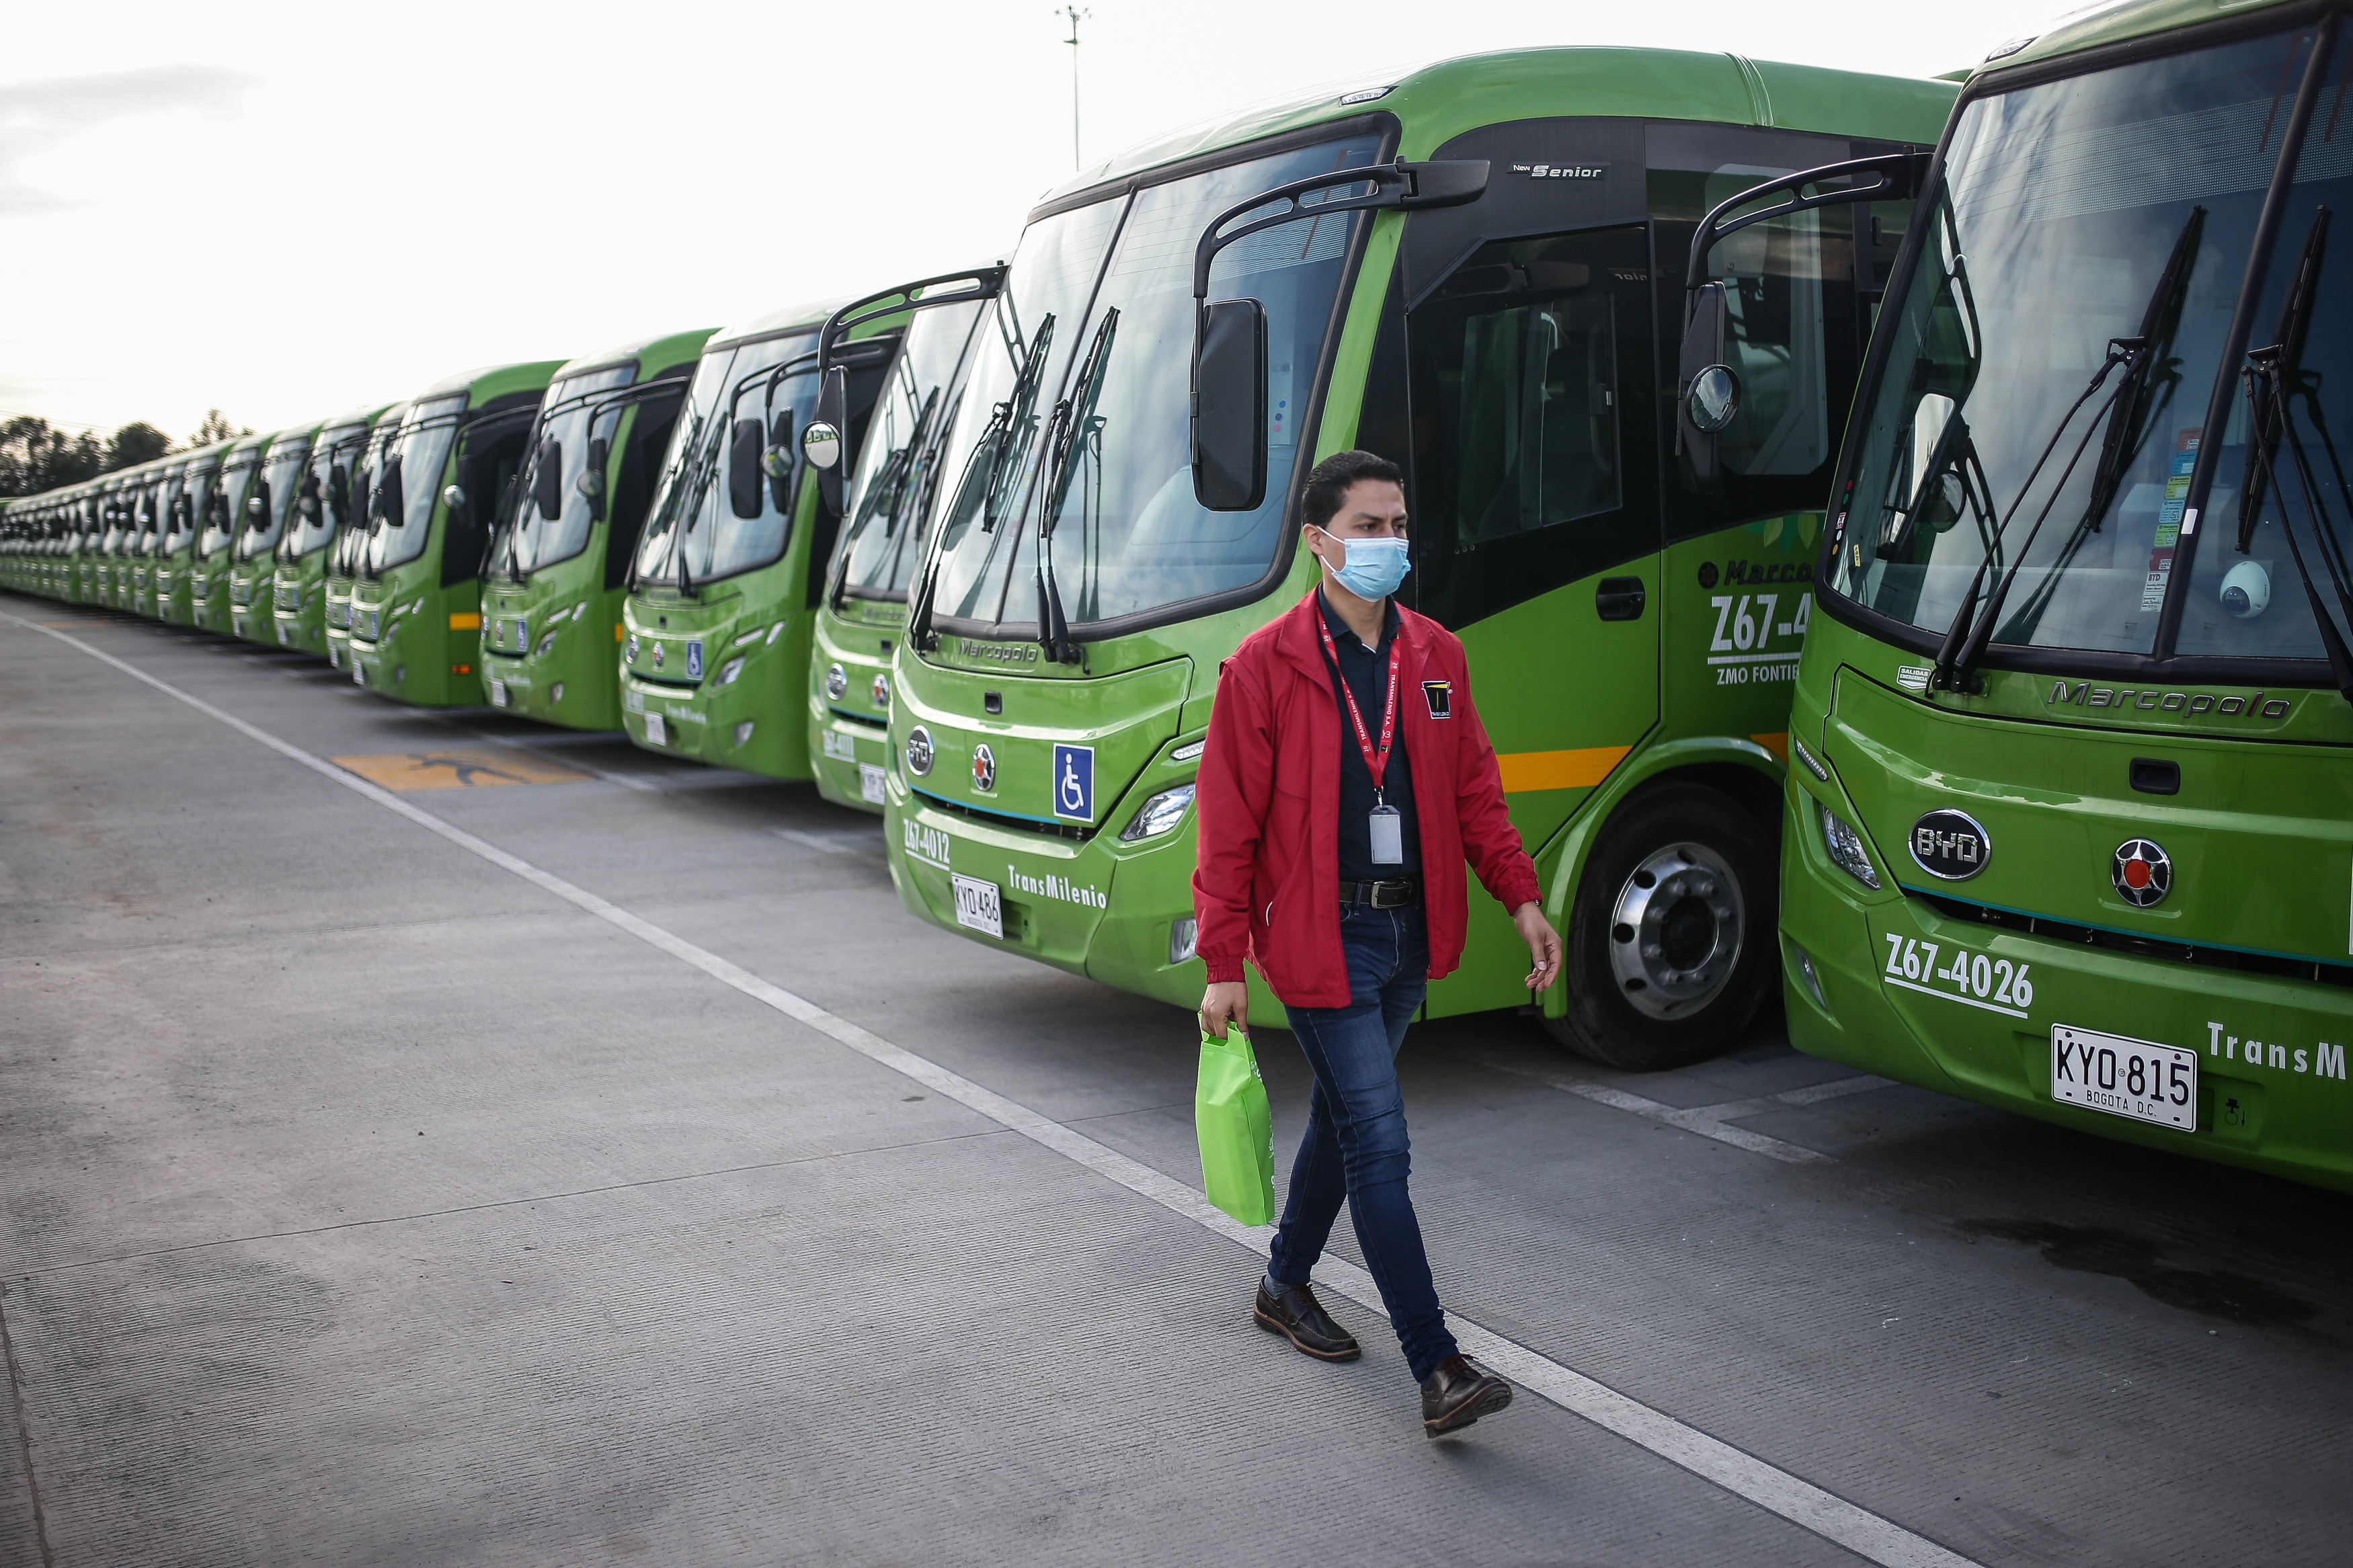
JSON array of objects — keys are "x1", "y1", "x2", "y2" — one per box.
[
  {"x1": 1484, "y1": 1057, "x2": 1895, "y2": 1165},
  {"x1": 9, "y1": 610, "x2": 1983, "y2": 1568}
]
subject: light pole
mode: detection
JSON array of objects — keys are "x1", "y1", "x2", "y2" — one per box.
[{"x1": 1058, "y1": 7, "x2": 1092, "y2": 170}]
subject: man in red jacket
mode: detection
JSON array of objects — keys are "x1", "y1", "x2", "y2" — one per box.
[{"x1": 1193, "y1": 449, "x2": 1560, "y2": 1438}]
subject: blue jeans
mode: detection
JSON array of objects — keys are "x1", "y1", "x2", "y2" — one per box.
[{"x1": 1266, "y1": 903, "x2": 1459, "y2": 1383}]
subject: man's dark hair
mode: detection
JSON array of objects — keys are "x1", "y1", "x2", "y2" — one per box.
[{"x1": 1299, "y1": 450, "x2": 1404, "y2": 531}]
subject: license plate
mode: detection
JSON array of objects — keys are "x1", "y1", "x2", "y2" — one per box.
[
  {"x1": 2051, "y1": 1024, "x2": 2196, "y2": 1131},
  {"x1": 951, "y1": 873, "x2": 1003, "y2": 939},
  {"x1": 489, "y1": 679, "x2": 508, "y2": 707},
  {"x1": 859, "y1": 762, "x2": 886, "y2": 804},
  {"x1": 644, "y1": 714, "x2": 667, "y2": 746}
]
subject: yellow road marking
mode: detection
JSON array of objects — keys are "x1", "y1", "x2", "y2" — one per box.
[
  {"x1": 329, "y1": 749, "x2": 590, "y2": 792},
  {"x1": 1495, "y1": 745, "x2": 1631, "y2": 793}
]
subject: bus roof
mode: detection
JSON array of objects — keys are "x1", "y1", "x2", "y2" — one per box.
[
  {"x1": 319, "y1": 401, "x2": 398, "y2": 434},
  {"x1": 1037, "y1": 45, "x2": 1961, "y2": 210},
  {"x1": 557, "y1": 326, "x2": 719, "y2": 385},
  {"x1": 709, "y1": 296, "x2": 856, "y2": 352},
  {"x1": 412, "y1": 360, "x2": 569, "y2": 409},
  {"x1": 1981, "y1": 0, "x2": 2295, "y2": 75}
]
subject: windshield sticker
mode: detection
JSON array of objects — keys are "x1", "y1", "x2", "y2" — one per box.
[
  {"x1": 2207, "y1": 1022, "x2": 2349, "y2": 1082},
  {"x1": 2142, "y1": 429, "x2": 2199, "y2": 612},
  {"x1": 1881, "y1": 934, "x2": 2032, "y2": 1020}
]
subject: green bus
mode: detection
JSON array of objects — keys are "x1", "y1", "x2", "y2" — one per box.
[
  {"x1": 155, "y1": 444, "x2": 231, "y2": 627},
  {"x1": 479, "y1": 328, "x2": 712, "y2": 729},
  {"x1": 348, "y1": 362, "x2": 563, "y2": 705},
  {"x1": 99, "y1": 474, "x2": 140, "y2": 609},
  {"x1": 807, "y1": 272, "x2": 1002, "y2": 814},
  {"x1": 878, "y1": 47, "x2": 1954, "y2": 1066},
  {"x1": 128, "y1": 460, "x2": 170, "y2": 617},
  {"x1": 190, "y1": 434, "x2": 271, "y2": 634},
  {"x1": 324, "y1": 405, "x2": 408, "y2": 670},
  {"x1": 1778, "y1": 0, "x2": 2353, "y2": 1190},
  {"x1": 272, "y1": 403, "x2": 393, "y2": 655},
  {"x1": 69, "y1": 485, "x2": 104, "y2": 606},
  {"x1": 229, "y1": 421, "x2": 325, "y2": 643},
  {"x1": 619, "y1": 298, "x2": 903, "y2": 774}
]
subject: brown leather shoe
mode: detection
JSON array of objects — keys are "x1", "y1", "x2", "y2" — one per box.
[
  {"x1": 1421, "y1": 1354, "x2": 1512, "y2": 1436},
  {"x1": 1253, "y1": 1279, "x2": 1362, "y2": 1362}
]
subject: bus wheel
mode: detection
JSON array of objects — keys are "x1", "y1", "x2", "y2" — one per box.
[{"x1": 1544, "y1": 783, "x2": 1775, "y2": 1071}]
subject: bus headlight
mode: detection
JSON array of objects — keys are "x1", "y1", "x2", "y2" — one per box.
[
  {"x1": 1819, "y1": 804, "x2": 1880, "y2": 890},
  {"x1": 714, "y1": 657, "x2": 746, "y2": 688},
  {"x1": 1119, "y1": 784, "x2": 1195, "y2": 841},
  {"x1": 1170, "y1": 917, "x2": 1198, "y2": 964}
]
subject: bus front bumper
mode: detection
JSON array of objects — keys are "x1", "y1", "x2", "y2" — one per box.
[{"x1": 1780, "y1": 779, "x2": 2353, "y2": 1193}]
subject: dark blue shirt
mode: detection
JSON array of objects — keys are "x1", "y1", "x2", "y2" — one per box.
[{"x1": 1318, "y1": 591, "x2": 1422, "y2": 883}]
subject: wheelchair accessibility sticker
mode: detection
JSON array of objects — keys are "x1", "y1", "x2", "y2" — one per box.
[{"x1": 1051, "y1": 743, "x2": 1094, "y2": 821}]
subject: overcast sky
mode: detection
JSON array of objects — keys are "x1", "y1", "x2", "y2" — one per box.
[{"x1": 2, "y1": 0, "x2": 2063, "y2": 444}]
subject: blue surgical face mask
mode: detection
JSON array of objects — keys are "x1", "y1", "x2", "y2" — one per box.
[{"x1": 1312, "y1": 525, "x2": 1411, "y2": 601}]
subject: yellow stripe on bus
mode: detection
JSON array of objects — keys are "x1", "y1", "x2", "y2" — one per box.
[
  {"x1": 1495, "y1": 746, "x2": 1631, "y2": 793},
  {"x1": 449, "y1": 612, "x2": 482, "y2": 630}
]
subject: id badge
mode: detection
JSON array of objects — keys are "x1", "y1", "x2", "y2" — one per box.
[{"x1": 1368, "y1": 803, "x2": 1404, "y2": 865}]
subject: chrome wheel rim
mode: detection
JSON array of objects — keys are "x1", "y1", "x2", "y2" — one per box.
[{"x1": 1606, "y1": 841, "x2": 1744, "y2": 1020}]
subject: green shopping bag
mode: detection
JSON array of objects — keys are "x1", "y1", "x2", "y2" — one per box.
[{"x1": 1196, "y1": 1026, "x2": 1275, "y2": 1225}]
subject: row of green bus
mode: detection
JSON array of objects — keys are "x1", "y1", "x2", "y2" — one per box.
[{"x1": 7, "y1": 12, "x2": 2348, "y2": 1194}]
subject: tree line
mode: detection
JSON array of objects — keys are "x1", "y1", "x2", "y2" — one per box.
[{"x1": 0, "y1": 410, "x2": 253, "y2": 498}]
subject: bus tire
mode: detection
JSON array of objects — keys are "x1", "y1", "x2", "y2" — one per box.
[{"x1": 1543, "y1": 782, "x2": 1776, "y2": 1071}]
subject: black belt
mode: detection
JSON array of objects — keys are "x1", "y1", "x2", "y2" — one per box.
[{"x1": 1339, "y1": 878, "x2": 1420, "y2": 909}]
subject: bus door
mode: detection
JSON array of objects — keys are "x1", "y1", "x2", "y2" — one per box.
[{"x1": 1398, "y1": 218, "x2": 1664, "y2": 860}]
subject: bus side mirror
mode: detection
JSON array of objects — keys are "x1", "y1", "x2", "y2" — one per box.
[
  {"x1": 728, "y1": 419, "x2": 764, "y2": 519},
  {"x1": 533, "y1": 439, "x2": 564, "y2": 521},
  {"x1": 1678, "y1": 281, "x2": 1737, "y2": 495},
  {"x1": 811, "y1": 366, "x2": 849, "y2": 515},
  {"x1": 763, "y1": 413, "x2": 795, "y2": 512},
  {"x1": 577, "y1": 438, "x2": 608, "y2": 520},
  {"x1": 1191, "y1": 297, "x2": 1266, "y2": 511}
]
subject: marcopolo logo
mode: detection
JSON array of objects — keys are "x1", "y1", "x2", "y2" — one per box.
[
  {"x1": 1700, "y1": 558, "x2": 1814, "y2": 589},
  {"x1": 2048, "y1": 680, "x2": 2293, "y2": 719},
  {"x1": 959, "y1": 638, "x2": 1041, "y2": 665},
  {"x1": 1910, "y1": 809, "x2": 1990, "y2": 881}
]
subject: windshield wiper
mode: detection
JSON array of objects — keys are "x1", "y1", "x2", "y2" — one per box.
[
  {"x1": 2238, "y1": 214, "x2": 2353, "y2": 702},
  {"x1": 982, "y1": 317, "x2": 1055, "y2": 533},
  {"x1": 1931, "y1": 206, "x2": 2208, "y2": 690},
  {"x1": 1033, "y1": 308, "x2": 1117, "y2": 663},
  {"x1": 1927, "y1": 340, "x2": 2143, "y2": 689}
]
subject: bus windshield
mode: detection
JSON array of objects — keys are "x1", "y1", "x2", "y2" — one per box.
[
  {"x1": 368, "y1": 400, "x2": 465, "y2": 572},
  {"x1": 494, "y1": 366, "x2": 634, "y2": 577},
  {"x1": 202, "y1": 460, "x2": 256, "y2": 560},
  {"x1": 634, "y1": 331, "x2": 817, "y2": 588},
  {"x1": 239, "y1": 439, "x2": 312, "y2": 561},
  {"x1": 837, "y1": 298, "x2": 987, "y2": 600},
  {"x1": 285, "y1": 425, "x2": 364, "y2": 561},
  {"x1": 926, "y1": 132, "x2": 1380, "y2": 632},
  {"x1": 1830, "y1": 27, "x2": 2322, "y2": 659}
]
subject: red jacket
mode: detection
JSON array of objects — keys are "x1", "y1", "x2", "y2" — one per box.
[{"x1": 1192, "y1": 589, "x2": 1542, "y2": 1008}]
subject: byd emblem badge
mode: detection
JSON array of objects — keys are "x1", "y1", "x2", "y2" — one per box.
[
  {"x1": 971, "y1": 743, "x2": 996, "y2": 792},
  {"x1": 2112, "y1": 839, "x2": 2172, "y2": 907},
  {"x1": 1909, "y1": 809, "x2": 1990, "y2": 880}
]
